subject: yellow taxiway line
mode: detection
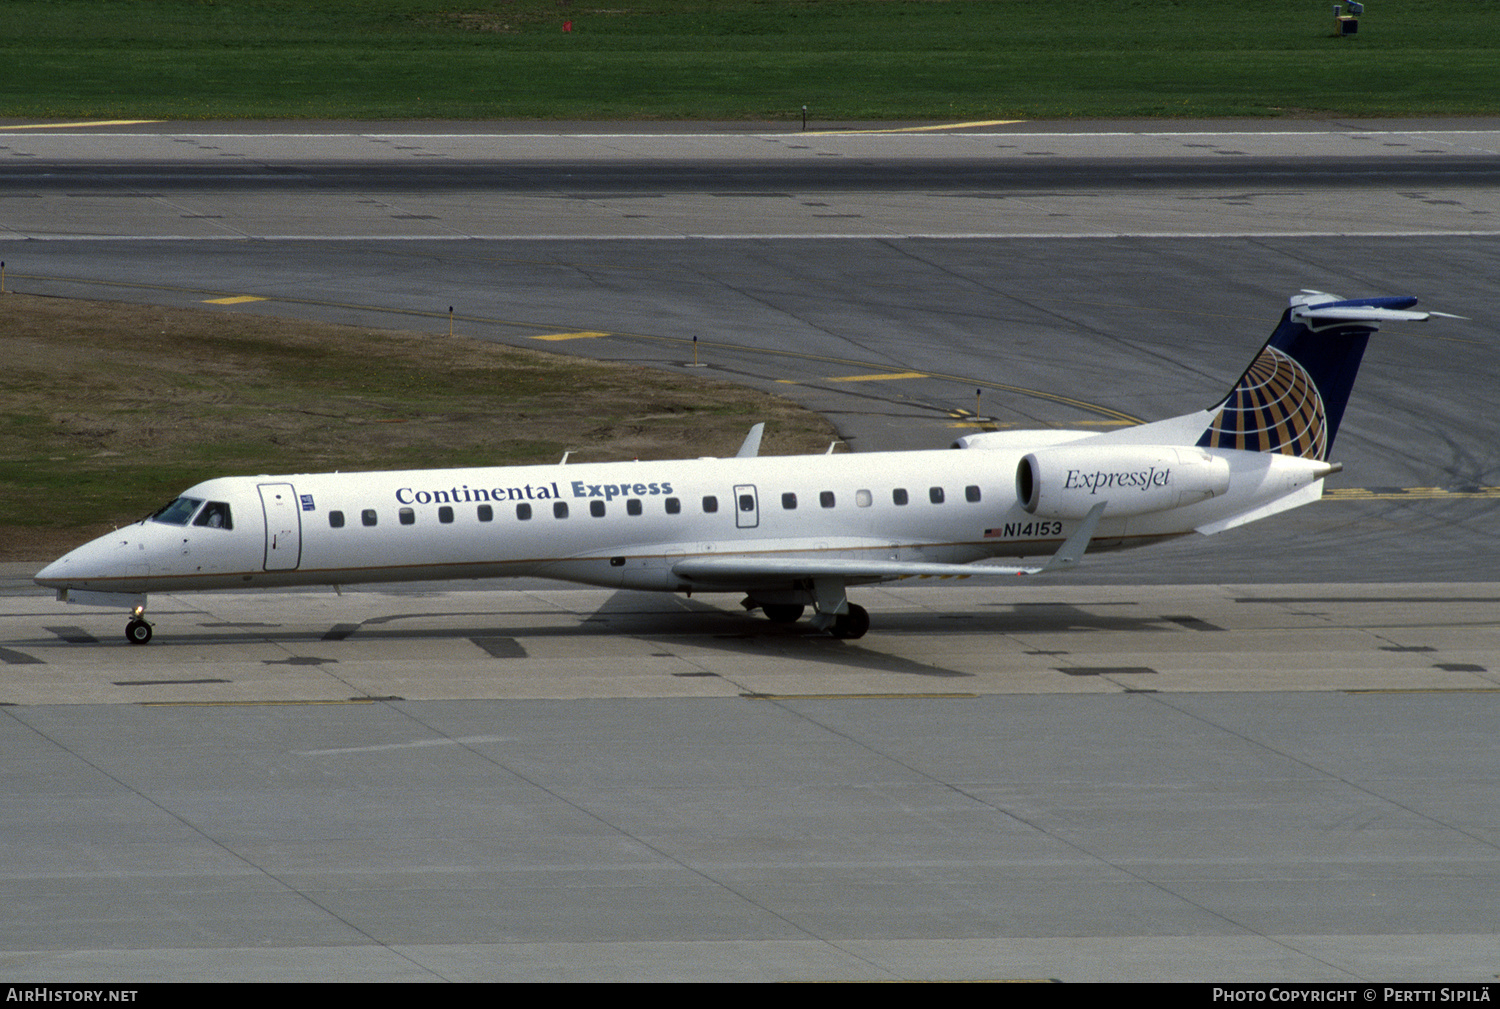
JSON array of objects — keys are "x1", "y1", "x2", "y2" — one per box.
[
  {"x1": 530, "y1": 330, "x2": 612, "y2": 342},
  {"x1": 803, "y1": 119, "x2": 1026, "y2": 136},
  {"x1": 0, "y1": 120, "x2": 162, "y2": 130},
  {"x1": 827, "y1": 371, "x2": 930, "y2": 382}
]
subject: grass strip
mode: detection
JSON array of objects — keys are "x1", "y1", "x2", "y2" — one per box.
[
  {"x1": 0, "y1": 293, "x2": 836, "y2": 560},
  {"x1": 0, "y1": 0, "x2": 1495, "y2": 121}
]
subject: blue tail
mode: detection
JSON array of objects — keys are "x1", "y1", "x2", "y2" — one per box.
[{"x1": 1196, "y1": 292, "x2": 1421, "y2": 460}]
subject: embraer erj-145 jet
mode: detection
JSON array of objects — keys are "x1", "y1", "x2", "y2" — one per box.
[{"x1": 36, "y1": 291, "x2": 1454, "y2": 644}]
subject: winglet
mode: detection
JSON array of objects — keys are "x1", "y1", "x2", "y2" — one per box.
[
  {"x1": 1036, "y1": 501, "x2": 1105, "y2": 574},
  {"x1": 735, "y1": 422, "x2": 765, "y2": 458}
]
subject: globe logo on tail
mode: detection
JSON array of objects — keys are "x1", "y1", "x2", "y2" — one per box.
[{"x1": 1199, "y1": 346, "x2": 1328, "y2": 460}]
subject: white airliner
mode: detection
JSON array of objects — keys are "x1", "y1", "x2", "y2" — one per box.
[{"x1": 35, "y1": 291, "x2": 1452, "y2": 644}]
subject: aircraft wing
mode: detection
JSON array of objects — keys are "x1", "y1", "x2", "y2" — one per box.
[
  {"x1": 672, "y1": 502, "x2": 1104, "y2": 584},
  {"x1": 672, "y1": 555, "x2": 1041, "y2": 583}
]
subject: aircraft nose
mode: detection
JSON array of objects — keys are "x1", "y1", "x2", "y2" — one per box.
[
  {"x1": 33, "y1": 530, "x2": 149, "y2": 589},
  {"x1": 33, "y1": 556, "x2": 66, "y2": 587},
  {"x1": 33, "y1": 542, "x2": 95, "y2": 588}
]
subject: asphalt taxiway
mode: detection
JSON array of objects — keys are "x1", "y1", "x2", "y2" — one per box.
[
  {"x1": 2, "y1": 119, "x2": 1497, "y2": 982},
  {"x1": 2, "y1": 574, "x2": 1498, "y2": 982}
]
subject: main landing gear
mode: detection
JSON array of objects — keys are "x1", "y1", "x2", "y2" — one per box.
[
  {"x1": 746, "y1": 593, "x2": 870, "y2": 640},
  {"x1": 125, "y1": 604, "x2": 153, "y2": 645},
  {"x1": 828, "y1": 603, "x2": 870, "y2": 640}
]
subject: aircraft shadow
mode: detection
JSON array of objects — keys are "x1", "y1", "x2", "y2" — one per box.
[{"x1": 20, "y1": 593, "x2": 1192, "y2": 683}]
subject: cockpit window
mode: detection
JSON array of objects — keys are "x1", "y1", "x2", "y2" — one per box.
[
  {"x1": 193, "y1": 501, "x2": 233, "y2": 530},
  {"x1": 150, "y1": 496, "x2": 203, "y2": 526}
]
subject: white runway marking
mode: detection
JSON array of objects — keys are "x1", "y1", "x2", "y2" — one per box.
[
  {"x1": 14, "y1": 230, "x2": 1500, "y2": 241},
  {"x1": 299, "y1": 735, "x2": 508, "y2": 756}
]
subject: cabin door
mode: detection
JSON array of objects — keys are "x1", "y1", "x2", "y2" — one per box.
[
  {"x1": 258, "y1": 482, "x2": 303, "y2": 571},
  {"x1": 733, "y1": 484, "x2": 759, "y2": 529}
]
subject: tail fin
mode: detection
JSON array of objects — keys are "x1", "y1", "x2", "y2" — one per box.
[{"x1": 1196, "y1": 291, "x2": 1433, "y2": 460}]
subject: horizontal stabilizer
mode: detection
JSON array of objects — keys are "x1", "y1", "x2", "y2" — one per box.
[
  {"x1": 1294, "y1": 305, "x2": 1438, "y2": 324},
  {"x1": 1290, "y1": 291, "x2": 1463, "y2": 325}
]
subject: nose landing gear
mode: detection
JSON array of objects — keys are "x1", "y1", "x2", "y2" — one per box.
[{"x1": 126, "y1": 604, "x2": 153, "y2": 645}]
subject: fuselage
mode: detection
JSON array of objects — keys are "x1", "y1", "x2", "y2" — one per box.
[{"x1": 33, "y1": 442, "x2": 1328, "y2": 598}]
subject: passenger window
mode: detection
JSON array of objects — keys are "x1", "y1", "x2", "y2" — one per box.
[
  {"x1": 590, "y1": 500, "x2": 606, "y2": 517},
  {"x1": 553, "y1": 501, "x2": 569, "y2": 519},
  {"x1": 929, "y1": 487, "x2": 945, "y2": 504},
  {"x1": 439, "y1": 506, "x2": 454, "y2": 524},
  {"x1": 329, "y1": 510, "x2": 345, "y2": 528},
  {"x1": 626, "y1": 499, "x2": 642, "y2": 516},
  {"x1": 516, "y1": 503, "x2": 532, "y2": 520},
  {"x1": 855, "y1": 490, "x2": 872, "y2": 508},
  {"x1": 400, "y1": 507, "x2": 415, "y2": 525},
  {"x1": 477, "y1": 504, "x2": 493, "y2": 522},
  {"x1": 965, "y1": 485, "x2": 981, "y2": 503},
  {"x1": 820, "y1": 491, "x2": 835, "y2": 509},
  {"x1": 665, "y1": 497, "x2": 681, "y2": 515},
  {"x1": 739, "y1": 494, "x2": 754, "y2": 513},
  {"x1": 782, "y1": 492, "x2": 797, "y2": 510},
  {"x1": 193, "y1": 501, "x2": 233, "y2": 529},
  {"x1": 702, "y1": 496, "x2": 718, "y2": 513},
  {"x1": 893, "y1": 488, "x2": 909, "y2": 506},
  {"x1": 362, "y1": 509, "x2": 377, "y2": 527}
]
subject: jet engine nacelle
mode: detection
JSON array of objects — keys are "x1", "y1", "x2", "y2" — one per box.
[{"x1": 1017, "y1": 445, "x2": 1232, "y2": 519}]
